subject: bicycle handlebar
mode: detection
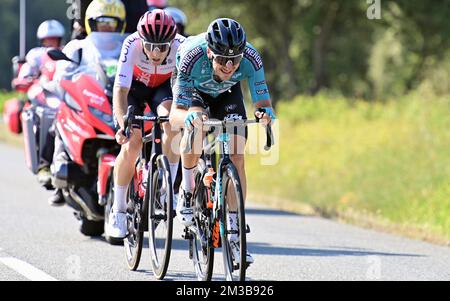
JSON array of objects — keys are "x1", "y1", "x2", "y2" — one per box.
[
  {"x1": 123, "y1": 105, "x2": 170, "y2": 138},
  {"x1": 184, "y1": 118, "x2": 274, "y2": 153}
]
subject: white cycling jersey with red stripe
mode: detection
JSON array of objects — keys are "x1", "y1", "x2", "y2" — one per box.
[{"x1": 115, "y1": 32, "x2": 185, "y2": 89}]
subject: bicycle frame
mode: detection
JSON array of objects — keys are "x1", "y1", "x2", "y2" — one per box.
[
  {"x1": 189, "y1": 118, "x2": 273, "y2": 242},
  {"x1": 123, "y1": 106, "x2": 169, "y2": 197},
  {"x1": 122, "y1": 105, "x2": 173, "y2": 273}
]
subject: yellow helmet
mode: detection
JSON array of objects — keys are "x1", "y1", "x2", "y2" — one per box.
[{"x1": 85, "y1": 0, "x2": 126, "y2": 35}]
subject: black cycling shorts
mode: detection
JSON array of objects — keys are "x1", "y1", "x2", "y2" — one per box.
[
  {"x1": 191, "y1": 82, "x2": 248, "y2": 138},
  {"x1": 128, "y1": 79, "x2": 172, "y2": 126}
]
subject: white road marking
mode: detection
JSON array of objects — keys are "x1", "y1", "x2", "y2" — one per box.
[{"x1": 0, "y1": 257, "x2": 58, "y2": 281}]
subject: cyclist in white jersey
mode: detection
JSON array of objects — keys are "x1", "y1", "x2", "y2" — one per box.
[{"x1": 107, "y1": 9, "x2": 185, "y2": 238}]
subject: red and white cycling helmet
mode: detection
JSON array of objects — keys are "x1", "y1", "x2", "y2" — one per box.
[{"x1": 137, "y1": 9, "x2": 177, "y2": 44}]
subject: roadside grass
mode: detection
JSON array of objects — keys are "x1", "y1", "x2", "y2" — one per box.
[{"x1": 246, "y1": 92, "x2": 450, "y2": 244}]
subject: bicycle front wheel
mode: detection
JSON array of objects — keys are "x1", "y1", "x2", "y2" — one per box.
[
  {"x1": 220, "y1": 163, "x2": 247, "y2": 281},
  {"x1": 148, "y1": 155, "x2": 173, "y2": 280},
  {"x1": 190, "y1": 159, "x2": 214, "y2": 281},
  {"x1": 124, "y1": 171, "x2": 145, "y2": 271}
]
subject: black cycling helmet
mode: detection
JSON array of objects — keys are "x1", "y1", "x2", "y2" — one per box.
[{"x1": 206, "y1": 18, "x2": 246, "y2": 56}]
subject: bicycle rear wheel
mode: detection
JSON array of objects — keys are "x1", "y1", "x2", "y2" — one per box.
[
  {"x1": 124, "y1": 170, "x2": 145, "y2": 271},
  {"x1": 220, "y1": 163, "x2": 247, "y2": 281},
  {"x1": 190, "y1": 159, "x2": 214, "y2": 281},
  {"x1": 148, "y1": 155, "x2": 173, "y2": 280}
]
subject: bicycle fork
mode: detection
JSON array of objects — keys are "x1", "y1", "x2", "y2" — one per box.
[{"x1": 212, "y1": 132, "x2": 231, "y2": 248}]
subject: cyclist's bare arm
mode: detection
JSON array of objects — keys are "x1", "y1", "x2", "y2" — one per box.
[{"x1": 113, "y1": 86, "x2": 130, "y2": 129}]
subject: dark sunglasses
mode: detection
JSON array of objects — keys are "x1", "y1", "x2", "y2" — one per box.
[
  {"x1": 211, "y1": 53, "x2": 244, "y2": 66},
  {"x1": 142, "y1": 40, "x2": 171, "y2": 53}
]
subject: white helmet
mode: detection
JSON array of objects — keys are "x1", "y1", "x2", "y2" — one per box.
[
  {"x1": 37, "y1": 20, "x2": 65, "y2": 40},
  {"x1": 164, "y1": 7, "x2": 187, "y2": 27}
]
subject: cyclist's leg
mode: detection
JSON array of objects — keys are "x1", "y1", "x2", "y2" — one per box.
[
  {"x1": 180, "y1": 105, "x2": 205, "y2": 186},
  {"x1": 113, "y1": 82, "x2": 148, "y2": 213},
  {"x1": 170, "y1": 90, "x2": 207, "y2": 226},
  {"x1": 170, "y1": 89, "x2": 208, "y2": 188},
  {"x1": 208, "y1": 83, "x2": 248, "y2": 210},
  {"x1": 149, "y1": 79, "x2": 180, "y2": 189}
]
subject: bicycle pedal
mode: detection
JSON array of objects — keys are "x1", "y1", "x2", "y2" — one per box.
[{"x1": 182, "y1": 228, "x2": 193, "y2": 240}]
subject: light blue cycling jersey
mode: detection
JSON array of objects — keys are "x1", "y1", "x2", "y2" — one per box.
[{"x1": 173, "y1": 33, "x2": 271, "y2": 108}]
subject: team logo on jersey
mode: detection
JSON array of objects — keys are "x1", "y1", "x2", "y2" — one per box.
[
  {"x1": 179, "y1": 46, "x2": 204, "y2": 75},
  {"x1": 256, "y1": 89, "x2": 269, "y2": 95},
  {"x1": 244, "y1": 47, "x2": 263, "y2": 71},
  {"x1": 225, "y1": 104, "x2": 238, "y2": 112},
  {"x1": 121, "y1": 36, "x2": 139, "y2": 63},
  {"x1": 255, "y1": 80, "x2": 266, "y2": 86},
  {"x1": 199, "y1": 79, "x2": 236, "y2": 94},
  {"x1": 225, "y1": 114, "x2": 243, "y2": 121}
]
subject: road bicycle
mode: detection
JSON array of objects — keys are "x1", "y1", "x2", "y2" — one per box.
[
  {"x1": 183, "y1": 110, "x2": 274, "y2": 281},
  {"x1": 119, "y1": 105, "x2": 174, "y2": 280}
]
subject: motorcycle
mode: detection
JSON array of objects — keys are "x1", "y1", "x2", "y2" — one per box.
[
  {"x1": 48, "y1": 32, "x2": 155, "y2": 242},
  {"x1": 47, "y1": 32, "x2": 125, "y2": 240}
]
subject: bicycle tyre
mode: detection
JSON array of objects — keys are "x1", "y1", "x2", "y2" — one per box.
[
  {"x1": 148, "y1": 154, "x2": 173, "y2": 280},
  {"x1": 220, "y1": 163, "x2": 247, "y2": 281},
  {"x1": 124, "y1": 170, "x2": 145, "y2": 271}
]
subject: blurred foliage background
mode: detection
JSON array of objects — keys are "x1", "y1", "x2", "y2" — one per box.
[
  {"x1": 173, "y1": 0, "x2": 450, "y2": 101},
  {"x1": 0, "y1": 0, "x2": 449, "y2": 100}
]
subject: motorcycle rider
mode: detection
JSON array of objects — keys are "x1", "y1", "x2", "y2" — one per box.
[
  {"x1": 18, "y1": 20, "x2": 66, "y2": 80},
  {"x1": 16, "y1": 20, "x2": 65, "y2": 190},
  {"x1": 70, "y1": 0, "x2": 148, "y2": 39},
  {"x1": 49, "y1": 0, "x2": 127, "y2": 206}
]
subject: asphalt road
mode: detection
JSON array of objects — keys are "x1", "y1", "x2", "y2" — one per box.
[{"x1": 0, "y1": 142, "x2": 449, "y2": 281}]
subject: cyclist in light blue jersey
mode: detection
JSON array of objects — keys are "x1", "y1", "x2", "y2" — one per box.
[{"x1": 170, "y1": 18, "x2": 276, "y2": 265}]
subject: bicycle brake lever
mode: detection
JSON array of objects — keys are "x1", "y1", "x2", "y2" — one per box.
[
  {"x1": 123, "y1": 105, "x2": 134, "y2": 139},
  {"x1": 264, "y1": 124, "x2": 274, "y2": 151}
]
